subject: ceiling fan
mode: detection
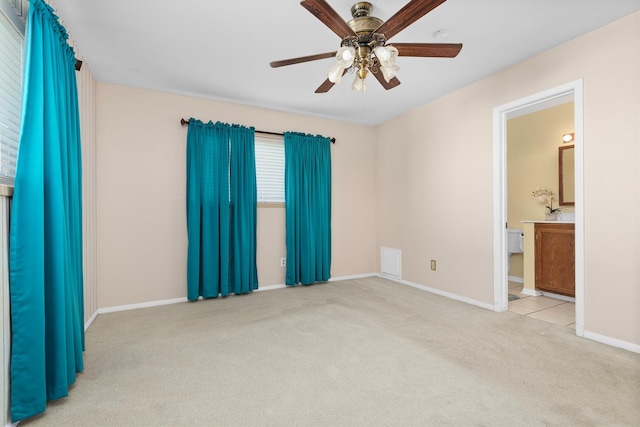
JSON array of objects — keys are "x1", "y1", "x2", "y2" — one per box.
[{"x1": 270, "y1": 0, "x2": 463, "y2": 93}]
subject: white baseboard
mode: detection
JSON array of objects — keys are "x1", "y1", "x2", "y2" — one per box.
[
  {"x1": 330, "y1": 273, "x2": 378, "y2": 282},
  {"x1": 255, "y1": 284, "x2": 286, "y2": 292},
  {"x1": 508, "y1": 276, "x2": 524, "y2": 283},
  {"x1": 257, "y1": 273, "x2": 377, "y2": 292},
  {"x1": 521, "y1": 288, "x2": 543, "y2": 297},
  {"x1": 98, "y1": 297, "x2": 188, "y2": 315},
  {"x1": 541, "y1": 292, "x2": 575, "y2": 303},
  {"x1": 583, "y1": 330, "x2": 640, "y2": 354},
  {"x1": 376, "y1": 274, "x2": 495, "y2": 311},
  {"x1": 519, "y1": 288, "x2": 576, "y2": 303},
  {"x1": 84, "y1": 310, "x2": 99, "y2": 331}
]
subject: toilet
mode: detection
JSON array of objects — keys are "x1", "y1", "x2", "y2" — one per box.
[{"x1": 507, "y1": 228, "x2": 524, "y2": 273}]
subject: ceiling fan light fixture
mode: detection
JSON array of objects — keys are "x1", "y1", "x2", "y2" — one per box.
[
  {"x1": 327, "y1": 63, "x2": 346, "y2": 83},
  {"x1": 336, "y1": 46, "x2": 356, "y2": 67},
  {"x1": 327, "y1": 46, "x2": 356, "y2": 84},
  {"x1": 373, "y1": 45, "x2": 398, "y2": 67},
  {"x1": 374, "y1": 46, "x2": 391, "y2": 62},
  {"x1": 352, "y1": 74, "x2": 366, "y2": 92},
  {"x1": 380, "y1": 64, "x2": 400, "y2": 83}
]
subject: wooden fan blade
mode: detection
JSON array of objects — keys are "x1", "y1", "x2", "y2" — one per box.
[
  {"x1": 375, "y1": 0, "x2": 447, "y2": 40},
  {"x1": 270, "y1": 51, "x2": 337, "y2": 68},
  {"x1": 394, "y1": 43, "x2": 462, "y2": 58},
  {"x1": 315, "y1": 79, "x2": 336, "y2": 93},
  {"x1": 372, "y1": 71, "x2": 401, "y2": 90},
  {"x1": 301, "y1": 0, "x2": 357, "y2": 39},
  {"x1": 315, "y1": 69, "x2": 349, "y2": 93}
]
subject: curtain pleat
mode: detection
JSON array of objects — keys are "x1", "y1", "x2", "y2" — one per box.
[
  {"x1": 186, "y1": 120, "x2": 258, "y2": 300},
  {"x1": 284, "y1": 132, "x2": 331, "y2": 285},
  {"x1": 230, "y1": 126, "x2": 258, "y2": 294},
  {"x1": 9, "y1": 0, "x2": 84, "y2": 421}
]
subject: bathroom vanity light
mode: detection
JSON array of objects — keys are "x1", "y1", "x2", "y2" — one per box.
[{"x1": 562, "y1": 133, "x2": 574, "y2": 143}]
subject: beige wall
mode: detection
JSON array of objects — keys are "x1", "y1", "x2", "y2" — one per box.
[
  {"x1": 95, "y1": 85, "x2": 377, "y2": 308},
  {"x1": 375, "y1": 12, "x2": 639, "y2": 345},
  {"x1": 507, "y1": 103, "x2": 574, "y2": 278}
]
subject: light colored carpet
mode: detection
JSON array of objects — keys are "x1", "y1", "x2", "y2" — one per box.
[{"x1": 20, "y1": 276, "x2": 640, "y2": 426}]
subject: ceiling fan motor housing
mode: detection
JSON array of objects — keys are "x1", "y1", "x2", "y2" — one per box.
[
  {"x1": 347, "y1": 2, "x2": 383, "y2": 38},
  {"x1": 344, "y1": 2, "x2": 386, "y2": 72},
  {"x1": 350, "y1": 2, "x2": 373, "y2": 18}
]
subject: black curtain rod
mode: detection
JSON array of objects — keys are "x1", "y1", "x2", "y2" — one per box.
[{"x1": 180, "y1": 118, "x2": 335, "y2": 144}]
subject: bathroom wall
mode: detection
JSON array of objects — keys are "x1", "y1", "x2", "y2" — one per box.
[{"x1": 506, "y1": 102, "x2": 574, "y2": 279}]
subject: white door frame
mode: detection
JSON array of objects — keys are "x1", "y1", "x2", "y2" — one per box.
[{"x1": 492, "y1": 80, "x2": 584, "y2": 337}]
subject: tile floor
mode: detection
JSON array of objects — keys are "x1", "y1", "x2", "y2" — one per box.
[{"x1": 508, "y1": 281, "x2": 575, "y2": 329}]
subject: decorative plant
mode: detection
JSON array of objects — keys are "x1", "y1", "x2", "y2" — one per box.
[{"x1": 531, "y1": 187, "x2": 561, "y2": 215}]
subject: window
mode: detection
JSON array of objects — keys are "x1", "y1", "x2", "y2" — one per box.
[
  {"x1": 255, "y1": 134, "x2": 284, "y2": 204},
  {"x1": 0, "y1": 1, "x2": 25, "y2": 183}
]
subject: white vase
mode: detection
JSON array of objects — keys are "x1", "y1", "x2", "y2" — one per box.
[{"x1": 545, "y1": 213, "x2": 558, "y2": 221}]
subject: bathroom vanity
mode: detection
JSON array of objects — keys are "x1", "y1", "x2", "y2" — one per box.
[{"x1": 522, "y1": 221, "x2": 575, "y2": 297}]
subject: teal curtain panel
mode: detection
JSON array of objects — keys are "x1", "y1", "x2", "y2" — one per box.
[
  {"x1": 284, "y1": 132, "x2": 332, "y2": 285},
  {"x1": 9, "y1": 0, "x2": 84, "y2": 421},
  {"x1": 229, "y1": 125, "x2": 259, "y2": 294},
  {"x1": 186, "y1": 120, "x2": 258, "y2": 300}
]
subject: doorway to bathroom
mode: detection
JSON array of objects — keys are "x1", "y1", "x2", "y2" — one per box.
[{"x1": 492, "y1": 80, "x2": 584, "y2": 337}]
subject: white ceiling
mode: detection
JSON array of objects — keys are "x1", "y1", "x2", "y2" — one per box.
[{"x1": 52, "y1": 0, "x2": 640, "y2": 126}]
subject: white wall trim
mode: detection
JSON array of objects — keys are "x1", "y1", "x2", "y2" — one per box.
[
  {"x1": 376, "y1": 274, "x2": 495, "y2": 311},
  {"x1": 255, "y1": 284, "x2": 287, "y2": 292},
  {"x1": 507, "y1": 276, "x2": 524, "y2": 284},
  {"x1": 98, "y1": 297, "x2": 188, "y2": 315},
  {"x1": 330, "y1": 273, "x2": 378, "y2": 282},
  {"x1": 583, "y1": 331, "x2": 640, "y2": 354},
  {"x1": 257, "y1": 273, "x2": 378, "y2": 292},
  {"x1": 492, "y1": 79, "x2": 585, "y2": 335},
  {"x1": 492, "y1": 100, "x2": 508, "y2": 312},
  {"x1": 521, "y1": 288, "x2": 543, "y2": 297},
  {"x1": 84, "y1": 310, "x2": 98, "y2": 331},
  {"x1": 541, "y1": 292, "x2": 575, "y2": 303}
]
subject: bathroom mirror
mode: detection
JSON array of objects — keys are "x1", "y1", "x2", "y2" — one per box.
[{"x1": 559, "y1": 145, "x2": 575, "y2": 206}]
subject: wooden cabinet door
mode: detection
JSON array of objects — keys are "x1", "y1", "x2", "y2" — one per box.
[{"x1": 535, "y1": 223, "x2": 575, "y2": 297}]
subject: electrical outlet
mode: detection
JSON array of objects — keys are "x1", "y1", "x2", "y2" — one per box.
[
  {"x1": 430, "y1": 260, "x2": 437, "y2": 271},
  {"x1": 280, "y1": 257, "x2": 286, "y2": 267}
]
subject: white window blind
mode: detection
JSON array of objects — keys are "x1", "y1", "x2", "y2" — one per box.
[
  {"x1": 0, "y1": 3, "x2": 24, "y2": 181},
  {"x1": 255, "y1": 134, "x2": 284, "y2": 203}
]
